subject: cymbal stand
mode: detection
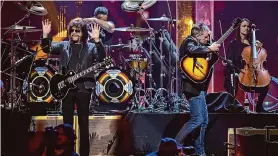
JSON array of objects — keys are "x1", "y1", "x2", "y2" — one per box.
[
  {"x1": 138, "y1": 7, "x2": 157, "y2": 111},
  {"x1": 166, "y1": 0, "x2": 178, "y2": 111},
  {"x1": 2, "y1": 4, "x2": 32, "y2": 112},
  {"x1": 3, "y1": 10, "x2": 31, "y2": 35},
  {"x1": 152, "y1": 31, "x2": 169, "y2": 112}
]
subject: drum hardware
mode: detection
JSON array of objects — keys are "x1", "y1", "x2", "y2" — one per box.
[
  {"x1": 15, "y1": 1, "x2": 48, "y2": 16},
  {"x1": 121, "y1": 0, "x2": 157, "y2": 12},
  {"x1": 131, "y1": 5, "x2": 158, "y2": 111},
  {"x1": 147, "y1": 14, "x2": 177, "y2": 22},
  {"x1": 2, "y1": 1, "x2": 47, "y2": 111}
]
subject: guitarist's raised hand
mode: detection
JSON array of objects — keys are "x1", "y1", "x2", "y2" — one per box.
[
  {"x1": 208, "y1": 42, "x2": 221, "y2": 52},
  {"x1": 42, "y1": 19, "x2": 51, "y2": 38}
]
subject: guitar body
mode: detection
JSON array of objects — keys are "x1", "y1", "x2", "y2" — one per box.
[
  {"x1": 50, "y1": 70, "x2": 77, "y2": 100},
  {"x1": 180, "y1": 53, "x2": 218, "y2": 84}
]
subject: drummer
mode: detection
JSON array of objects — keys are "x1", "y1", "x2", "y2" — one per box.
[{"x1": 84, "y1": 6, "x2": 115, "y2": 45}]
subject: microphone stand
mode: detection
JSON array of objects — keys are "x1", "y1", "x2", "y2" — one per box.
[{"x1": 220, "y1": 54, "x2": 241, "y2": 155}]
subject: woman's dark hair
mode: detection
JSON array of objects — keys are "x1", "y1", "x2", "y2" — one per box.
[
  {"x1": 67, "y1": 18, "x2": 88, "y2": 43},
  {"x1": 236, "y1": 18, "x2": 251, "y2": 42}
]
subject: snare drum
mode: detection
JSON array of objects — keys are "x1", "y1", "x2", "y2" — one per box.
[
  {"x1": 126, "y1": 54, "x2": 148, "y2": 71},
  {"x1": 95, "y1": 68, "x2": 134, "y2": 103},
  {"x1": 46, "y1": 58, "x2": 60, "y2": 70}
]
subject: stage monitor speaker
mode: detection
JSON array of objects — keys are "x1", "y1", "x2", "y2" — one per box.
[
  {"x1": 228, "y1": 127, "x2": 278, "y2": 156},
  {"x1": 75, "y1": 115, "x2": 123, "y2": 156},
  {"x1": 29, "y1": 116, "x2": 68, "y2": 131}
]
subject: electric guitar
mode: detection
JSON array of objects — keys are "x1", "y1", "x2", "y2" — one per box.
[
  {"x1": 180, "y1": 17, "x2": 241, "y2": 84},
  {"x1": 50, "y1": 57, "x2": 113, "y2": 100}
]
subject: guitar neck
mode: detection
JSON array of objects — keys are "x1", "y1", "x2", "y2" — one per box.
[
  {"x1": 216, "y1": 26, "x2": 235, "y2": 44},
  {"x1": 71, "y1": 62, "x2": 105, "y2": 82}
]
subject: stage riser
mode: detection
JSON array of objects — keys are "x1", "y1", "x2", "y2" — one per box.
[{"x1": 129, "y1": 113, "x2": 278, "y2": 155}]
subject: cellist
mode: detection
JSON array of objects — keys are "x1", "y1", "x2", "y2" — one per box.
[{"x1": 223, "y1": 18, "x2": 269, "y2": 112}]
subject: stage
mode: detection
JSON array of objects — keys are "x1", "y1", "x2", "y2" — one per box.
[{"x1": 129, "y1": 112, "x2": 278, "y2": 155}]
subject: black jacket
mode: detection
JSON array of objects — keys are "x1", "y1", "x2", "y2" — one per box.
[
  {"x1": 179, "y1": 36, "x2": 211, "y2": 97},
  {"x1": 41, "y1": 36, "x2": 106, "y2": 89}
]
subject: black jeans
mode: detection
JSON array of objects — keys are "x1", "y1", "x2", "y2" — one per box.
[{"x1": 62, "y1": 91, "x2": 91, "y2": 156}]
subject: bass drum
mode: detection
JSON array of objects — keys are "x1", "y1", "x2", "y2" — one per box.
[
  {"x1": 27, "y1": 62, "x2": 57, "y2": 103},
  {"x1": 247, "y1": 76, "x2": 278, "y2": 111},
  {"x1": 95, "y1": 68, "x2": 134, "y2": 104}
]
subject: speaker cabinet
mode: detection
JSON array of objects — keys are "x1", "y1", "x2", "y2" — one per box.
[
  {"x1": 228, "y1": 127, "x2": 278, "y2": 156},
  {"x1": 76, "y1": 115, "x2": 122, "y2": 156},
  {"x1": 29, "y1": 116, "x2": 66, "y2": 131}
]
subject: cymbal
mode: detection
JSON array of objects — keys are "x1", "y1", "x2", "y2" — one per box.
[
  {"x1": 15, "y1": 1, "x2": 48, "y2": 16},
  {"x1": 5, "y1": 29, "x2": 42, "y2": 33},
  {"x1": 109, "y1": 43, "x2": 130, "y2": 48},
  {"x1": 121, "y1": 0, "x2": 157, "y2": 12},
  {"x1": 2, "y1": 25, "x2": 36, "y2": 30},
  {"x1": 148, "y1": 15, "x2": 177, "y2": 22},
  {"x1": 112, "y1": 27, "x2": 151, "y2": 32}
]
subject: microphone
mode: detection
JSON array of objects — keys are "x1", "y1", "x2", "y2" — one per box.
[{"x1": 251, "y1": 24, "x2": 256, "y2": 29}]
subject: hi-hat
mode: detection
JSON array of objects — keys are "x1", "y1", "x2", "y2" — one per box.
[
  {"x1": 15, "y1": 1, "x2": 48, "y2": 16},
  {"x1": 122, "y1": 0, "x2": 157, "y2": 12},
  {"x1": 113, "y1": 26, "x2": 151, "y2": 32},
  {"x1": 147, "y1": 15, "x2": 177, "y2": 22}
]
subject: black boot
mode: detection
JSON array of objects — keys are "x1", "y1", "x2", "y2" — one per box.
[{"x1": 256, "y1": 104, "x2": 267, "y2": 113}]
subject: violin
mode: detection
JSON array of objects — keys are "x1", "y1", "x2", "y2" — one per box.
[{"x1": 238, "y1": 24, "x2": 271, "y2": 92}]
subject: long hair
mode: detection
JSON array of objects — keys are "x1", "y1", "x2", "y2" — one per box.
[
  {"x1": 67, "y1": 18, "x2": 88, "y2": 43},
  {"x1": 236, "y1": 18, "x2": 251, "y2": 42}
]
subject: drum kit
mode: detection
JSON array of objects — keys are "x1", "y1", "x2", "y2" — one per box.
[
  {"x1": 1, "y1": 0, "x2": 187, "y2": 114},
  {"x1": 94, "y1": 0, "x2": 186, "y2": 113},
  {"x1": 0, "y1": 1, "x2": 59, "y2": 112}
]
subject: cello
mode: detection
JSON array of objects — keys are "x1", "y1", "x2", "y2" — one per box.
[{"x1": 238, "y1": 24, "x2": 271, "y2": 92}]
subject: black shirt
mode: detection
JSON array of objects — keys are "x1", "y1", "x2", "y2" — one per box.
[
  {"x1": 226, "y1": 39, "x2": 249, "y2": 73},
  {"x1": 224, "y1": 39, "x2": 249, "y2": 92},
  {"x1": 68, "y1": 43, "x2": 89, "y2": 93}
]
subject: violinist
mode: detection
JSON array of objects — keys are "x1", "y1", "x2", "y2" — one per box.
[{"x1": 224, "y1": 18, "x2": 269, "y2": 112}]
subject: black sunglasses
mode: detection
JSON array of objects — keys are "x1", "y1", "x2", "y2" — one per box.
[{"x1": 70, "y1": 29, "x2": 81, "y2": 33}]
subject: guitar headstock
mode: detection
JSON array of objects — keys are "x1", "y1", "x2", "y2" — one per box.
[
  {"x1": 232, "y1": 17, "x2": 242, "y2": 29},
  {"x1": 103, "y1": 56, "x2": 114, "y2": 68}
]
